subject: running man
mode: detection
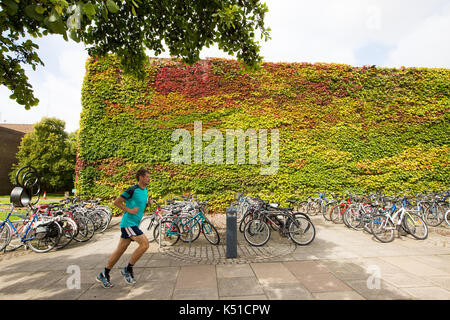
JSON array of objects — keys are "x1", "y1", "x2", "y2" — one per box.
[{"x1": 97, "y1": 168, "x2": 150, "y2": 288}]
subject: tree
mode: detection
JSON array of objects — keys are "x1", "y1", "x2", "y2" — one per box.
[
  {"x1": 0, "y1": 0, "x2": 271, "y2": 109},
  {"x1": 10, "y1": 117, "x2": 76, "y2": 193}
]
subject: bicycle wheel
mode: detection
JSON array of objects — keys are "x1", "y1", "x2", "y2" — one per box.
[
  {"x1": 322, "y1": 202, "x2": 334, "y2": 221},
  {"x1": 154, "y1": 219, "x2": 180, "y2": 247},
  {"x1": 330, "y1": 204, "x2": 345, "y2": 224},
  {"x1": 0, "y1": 222, "x2": 12, "y2": 252},
  {"x1": 244, "y1": 219, "x2": 270, "y2": 246},
  {"x1": 370, "y1": 215, "x2": 395, "y2": 243},
  {"x1": 403, "y1": 213, "x2": 428, "y2": 240},
  {"x1": 445, "y1": 209, "x2": 450, "y2": 227},
  {"x1": 362, "y1": 214, "x2": 373, "y2": 234},
  {"x1": 288, "y1": 216, "x2": 315, "y2": 246},
  {"x1": 180, "y1": 216, "x2": 201, "y2": 243},
  {"x1": 307, "y1": 201, "x2": 320, "y2": 216},
  {"x1": 73, "y1": 215, "x2": 95, "y2": 242},
  {"x1": 87, "y1": 211, "x2": 103, "y2": 232},
  {"x1": 202, "y1": 220, "x2": 220, "y2": 245},
  {"x1": 296, "y1": 201, "x2": 308, "y2": 213},
  {"x1": 422, "y1": 203, "x2": 443, "y2": 227},
  {"x1": 139, "y1": 216, "x2": 157, "y2": 242},
  {"x1": 26, "y1": 221, "x2": 62, "y2": 253},
  {"x1": 5, "y1": 219, "x2": 29, "y2": 252},
  {"x1": 94, "y1": 209, "x2": 110, "y2": 233},
  {"x1": 239, "y1": 211, "x2": 254, "y2": 233},
  {"x1": 56, "y1": 217, "x2": 77, "y2": 250},
  {"x1": 345, "y1": 207, "x2": 363, "y2": 230}
]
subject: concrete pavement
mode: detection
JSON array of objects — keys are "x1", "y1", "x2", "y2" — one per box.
[{"x1": 0, "y1": 215, "x2": 449, "y2": 300}]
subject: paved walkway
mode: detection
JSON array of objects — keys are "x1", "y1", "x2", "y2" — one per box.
[{"x1": 0, "y1": 216, "x2": 449, "y2": 300}]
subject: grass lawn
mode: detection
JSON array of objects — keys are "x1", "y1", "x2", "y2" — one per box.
[
  {"x1": 0, "y1": 209, "x2": 28, "y2": 221},
  {"x1": 0, "y1": 193, "x2": 65, "y2": 199}
]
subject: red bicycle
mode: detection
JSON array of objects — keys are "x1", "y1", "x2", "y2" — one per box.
[{"x1": 329, "y1": 193, "x2": 372, "y2": 224}]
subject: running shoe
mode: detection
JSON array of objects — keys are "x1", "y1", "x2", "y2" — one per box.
[
  {"x1": 120, "y1": 267, "x2": 137, "y2": 285},
  {"x1": 96, "y1": 272, "x2": 113, "y2": 288}
]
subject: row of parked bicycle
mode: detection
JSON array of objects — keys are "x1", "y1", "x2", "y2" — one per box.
[
  {"x1": 0, "y1": 197, "x2": 113, "y2": 253},
  {"x1": 291, "y1": 190, "x2": 450, "y2": 243},
  {"x1": 232, "y1": 194, "x2": 316, "y2": 247},
  {"x1": 141, "y1": 193, "x2": 317, "y2": 248},
  {"x1": 139, "y1": 195, "x2": 221, "y2": 247}
]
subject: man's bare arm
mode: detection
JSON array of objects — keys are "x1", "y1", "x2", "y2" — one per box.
[{"x1": 113, "y1": 196, "x2": 138, "y2": 214}]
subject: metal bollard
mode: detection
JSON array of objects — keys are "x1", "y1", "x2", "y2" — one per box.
[{"x1": 226, "y1": 205, "x2": 238, "y2": 259}]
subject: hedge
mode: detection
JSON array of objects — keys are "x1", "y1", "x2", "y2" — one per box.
[{"x1": 77, "y1": 55, "x2": 449, "y2": 213}]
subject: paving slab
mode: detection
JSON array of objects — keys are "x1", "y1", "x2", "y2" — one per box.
[
  {"x1": 380, "y1": 272, "x2": 434, "y2": 288},
  {"x1": 401, "y1": 286, "x2": 450, "y2": 300},
  {"x1": 312, "y1": 291, "x2": 366, "y2": 300},
  {"x1": 427, "y1": 276, "x2": 450, "y2": 291},
  {"x1": 380, "y1": 256, "x2": 449, "y2": 277},
  {"x1": 137, "y1": 266, "x2": 179, "y2": 282},
  {"x1": 262, "y1": 282, "x2": 313, "y2": 300},
  {"x1": 172, "y1": 288, "x2": 219, "y2": 300},
  {"x1": 250, "y1": 262, "x2": 298, "y2": 285},
  {"x1": 295, "y1": 272, "x2": 353, "y2": 293},
  {"x1": 216, "y1": 264, "x2": 255, "y2": 278},
  {"x1": 220, "y1": 295, "x2": 268, "y2": 300},
  {"x1": 283, "y1": 260, "x2": 329, "y2": 277},
  {"x1": 345, "y1": 279, "x2": 413, "y2": 300},
  {"x1": 125, "y1": 280, "x2": 176, "y2": 300},
  {"x1": 218, "y1": 277, "x2": 265, "y2": 297},
  {"x1": 318, "y1": 259, "x2": 370, "y2": 281},
  {"x1": 175, "y1": 265, "x2": 217, "y2": 289},
  {"x1": 408, "y1": 255, "x2": 450, "y2": 274}
]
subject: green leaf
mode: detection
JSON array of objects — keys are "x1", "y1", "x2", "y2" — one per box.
[
  {"x1": 102, "y1": 4, "x2": 109, "y2": 20},
  {"x1": 3, "y1": 0, "x2": 18, "y2": 15},
  {"x1": 131, "y1": 5, "x2": 136, "y2": 16},
  {"x1": 106, "y1": 0, "x2": 119, "y2": 13},
  {"x1": 24, "y1": 5, "x2": 44, "y2": 21},
  {"x1": 35, "y1": 5, "x2": 46, "y2": 15},
  {"x1": 69, "y1": 29, "x2": 80, "y2": 43},
  {"x1": 48, "y1": 10, "x2": 59, "y2": 23},
  {"x1": 83, "y1": 3, "x2": 96, "y2": 17}
]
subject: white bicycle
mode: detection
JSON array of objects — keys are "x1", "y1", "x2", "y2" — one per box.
[{"x1": 370, "y1": 205, "x2": 428, "y2": 243}]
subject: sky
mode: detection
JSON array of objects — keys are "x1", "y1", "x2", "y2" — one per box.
[{"x1": 1, "y1": 0, "x2": 449, "y2": 133}]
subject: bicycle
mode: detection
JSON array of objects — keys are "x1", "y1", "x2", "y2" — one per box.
[
  {"x1": 155, "y1": 201, "x2": 220, "y2": 246},
  {"x1": 0, "y1": 205, "x2": 62, "y2": 253},
  {"x1": 243, "y1": 206, "x2": 315, "y2": 246},
  {"x1": 139, "y1": 201, "x2": 180, "y2": 243},
  {"x1": 369, "y1": 204, "x2": 428, "y2": 243}
]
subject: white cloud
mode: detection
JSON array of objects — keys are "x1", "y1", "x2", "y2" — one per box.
[
  {"x1": 387, "y1": 3, "x2": 450, "y2": 68},
  {"x1": 0, "y1": 43, "x2": 87, "y2": 133}
]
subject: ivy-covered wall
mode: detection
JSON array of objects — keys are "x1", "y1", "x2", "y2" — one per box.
[{"x1": 77, "y1": 55, "x2": 449, "y2": 212}]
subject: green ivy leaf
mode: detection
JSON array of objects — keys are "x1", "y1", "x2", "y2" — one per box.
[
  {"x1": 106, "y1": 0, "x2": 119, "y2": 13},
  {"x1": 35, "y1": 5, "x2": 46, "y2": 15},
  {"x1": 3, "y1": 0, "x2": 19, "y2": 15},
  {"x1": 83, "y1": 3, "x2": 96, "y2": 18},
  {"x1": 25, "y1": 5, "x2": 44, "y2": 21}
]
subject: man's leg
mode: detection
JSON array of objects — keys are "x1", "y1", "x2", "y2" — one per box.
[
  {"x1": 129, "y1": 234, "x2": 150, "y2": 265},
  {"x1": 97, "y1": 237, "x2": 131, "y2": 288},
  {"x1": 121, "y1": 234, "x2": 149, "y2": 285},
  {"x1": 106, "y1": 237, "x2": 132, "y2": 269}
]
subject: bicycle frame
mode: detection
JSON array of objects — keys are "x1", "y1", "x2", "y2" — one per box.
[
  {"x1": 0, "y1": 206, "x2": 39, "y2": 244},
  {"x1": 382, "y1": 205, "x2": 415, "y2": 228}
]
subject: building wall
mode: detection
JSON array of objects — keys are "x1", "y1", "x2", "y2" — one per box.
[{"x1": 0, "y1": 125, "x2": 33, "y2": 195}]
